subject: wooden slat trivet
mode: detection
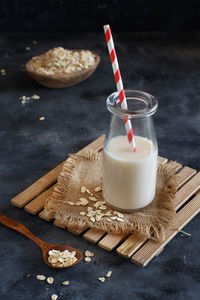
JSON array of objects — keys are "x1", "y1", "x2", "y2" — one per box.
[
  {"x1": 131, "y1": 192, "x2": 200, "y2": 266},
  {"x1": 116, "y1": 166, "x2": 198, "y2": 259},
  {"x1": 10, "y1": 135, "x2": 200, "y2": 267}
]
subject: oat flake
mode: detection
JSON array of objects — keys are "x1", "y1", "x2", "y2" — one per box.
[
  {"x1": 98, "y1": 277, "x2": 105, "y2": 283},
  {"x1": 47, "y1": 277, "x2": 54, "y2": 284},
  {"x1": 62, "y1": 281, "x2": 69, "y2": 285},
  {"x1": 85, "y1": 257, "x2": 91, "y2": 262},
  {"x1": 106, "y1": 270, "x2": 112, "y2": 278},
  {"x1": 85, "y1": 250, "x2": 95, "y2": 257},
  {"x1": 36, "y1": 275, "x2": 46, "y2": 281}
]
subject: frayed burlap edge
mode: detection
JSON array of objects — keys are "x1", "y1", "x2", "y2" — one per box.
[{"x1": 44, "y1": 151, "x2": 178, "y2": 241}]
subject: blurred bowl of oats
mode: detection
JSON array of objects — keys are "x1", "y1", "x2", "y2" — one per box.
[{"x1": 25, "y1": 47, "x2": 100, "y2": 88}]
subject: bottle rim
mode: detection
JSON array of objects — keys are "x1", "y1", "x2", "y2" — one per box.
[{"x1": 106, "y1": 90, "x2": 158, "y2": 119}]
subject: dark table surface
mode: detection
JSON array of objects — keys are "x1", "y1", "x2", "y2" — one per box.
[{"x1": 0, "y1": 32, "x2": 200, "y2": 300}]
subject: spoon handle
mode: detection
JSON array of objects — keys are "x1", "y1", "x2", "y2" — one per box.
[{"x1": 0, "y1": 213, "x2": 47, "y2": 250}]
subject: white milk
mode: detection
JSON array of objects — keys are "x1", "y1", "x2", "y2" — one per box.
[{"x1": 102, "y1": 135, "x2": 157, "y2": 211}]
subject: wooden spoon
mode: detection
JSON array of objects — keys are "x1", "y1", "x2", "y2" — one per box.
[
  {"x1": 0, "y1": 213, "x2": 82, "y2": 268},
  {"x1": 25, "y1": 50, "x2": 100, "y2": 88}
]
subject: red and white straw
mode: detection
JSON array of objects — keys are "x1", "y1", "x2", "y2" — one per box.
[{"x1": 103, "y1": 24, "x2": 136, "y2": 152}]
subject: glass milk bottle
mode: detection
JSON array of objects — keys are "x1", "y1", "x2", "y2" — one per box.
[{"x1": 102, "y1": 90, "x2": 158, "y2": 211}]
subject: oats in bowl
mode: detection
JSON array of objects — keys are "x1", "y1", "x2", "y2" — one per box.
[
  {"x1": 31, "y1": 47, "x2": 97, "y2": 75},
  {"x1": 25, "y1": 47, "x2": 100, "y2": 88}
]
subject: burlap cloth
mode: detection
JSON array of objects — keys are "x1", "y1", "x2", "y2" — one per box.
[{"x1": 44, "y1": 150, "x2": 178, "y2": 241}]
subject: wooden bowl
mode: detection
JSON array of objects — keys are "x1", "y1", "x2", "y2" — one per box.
[{"x1": 25, "y1": 50, "x2": 100, "y2": 88}]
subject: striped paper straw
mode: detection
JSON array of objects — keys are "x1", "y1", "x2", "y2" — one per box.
[{"x1": 103, "y1": 24, "x2": 136, "y2": 152}]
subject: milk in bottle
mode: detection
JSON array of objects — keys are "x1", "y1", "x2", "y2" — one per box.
[{"x1": 102, "y1": 135, "x2": 157, "y2": 210}]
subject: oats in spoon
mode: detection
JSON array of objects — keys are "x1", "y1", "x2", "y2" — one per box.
[{"x1": 48, "y1": 249, "x2": 78, "y2": 268}]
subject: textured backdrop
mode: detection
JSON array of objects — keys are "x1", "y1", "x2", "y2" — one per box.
[
  {"x1": 0, "y1": 31, "x2": 200, "y2": 299},
  {"x1": 1, "y1": 0, "x2": 200, "y2": 33}
]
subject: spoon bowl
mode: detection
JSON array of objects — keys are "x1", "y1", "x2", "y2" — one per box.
[
  {"x1": 42, "y1": 243, "x2": 82, "y2": 269},
  {"x1": 0, "y1": 213, "x2": 82, "y2": 269},
  {"x1": 25, "y1": 50, "x2": 100, "y2": 88}
]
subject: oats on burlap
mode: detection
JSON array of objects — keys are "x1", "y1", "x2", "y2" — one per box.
[
  {"x1": 89, "y1": 196, "x2": 97, "y2": 201},
  {"x1": 81, "y1": 186, "x2": 86, "y2": 193},
  {"x1": 80, "y1": 211, "x2": 86, "y2": 216},
  {"x1": 95, "y1": 186, "x2": 101, "y2": 192}
]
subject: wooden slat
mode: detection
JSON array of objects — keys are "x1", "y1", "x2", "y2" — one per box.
[
  {"x1": 131, "y1": 192, "x2": 200, "y2": 266},
  {"x1": 175, "y1": 172, "x2": 200, "y2": 210},
  {"x1": 53, "y1": 219, "x2": 67, "y2": 229},
  {"x1": 83, "y1": 229, "x2": 106, "y2": 243},
  {"x1": 39, "y1": 209, "x2": 54, "y2": 222},
  {"x1": 116, "y1": 164, "x2": 196, "y2": 258},
  {"x1": 116, "y1": 235, "x2": 147, "y2": 258},
  {"x1": 98, "y1": 233, "x2": 128, "y2": 251},
  {"x1": 10, "y1": 135, "x2": 105, "y2": 208},
  {"x1": 67, "y1": 225, "x2": 88, "y2": 235},
  {"x1": 176, "y1": 166, "x2": 197, "y2": 188},
  {"x1": 11, "y1": 163, "x2": 63, "y2": 208},
  {"x1": 53, "y1": 220, "x2": 88, "y2": 234},
  {"x1": 24, "y1": 185, "x2": 55, "y2": 214}
]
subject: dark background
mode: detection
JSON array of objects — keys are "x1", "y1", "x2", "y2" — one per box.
[
  {"x1": 1, "y1": 1, "x2": 200, "y2": 300},
  {"x1": 1, "y1": 0, "x2": 200, "y2": 33}
]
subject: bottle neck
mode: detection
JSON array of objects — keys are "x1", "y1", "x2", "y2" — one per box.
[{"x1": 106, "y1": 90, "x2": 158, "y2": 119}]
